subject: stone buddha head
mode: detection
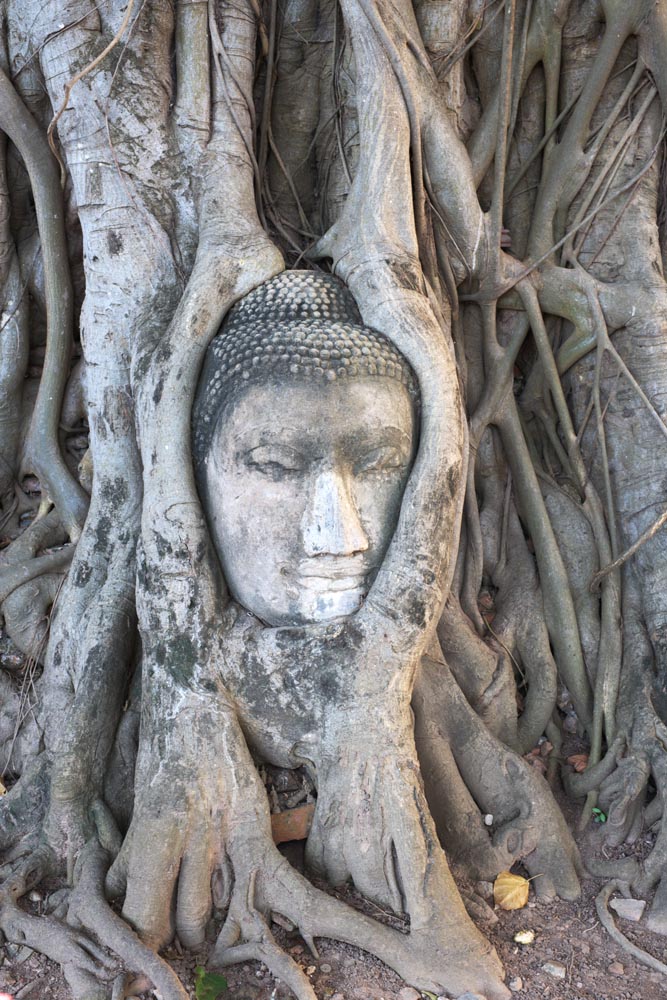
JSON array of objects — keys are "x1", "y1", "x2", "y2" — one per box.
[{"x1": 193, "y1": 271, "x2": 419, "y2": 627}]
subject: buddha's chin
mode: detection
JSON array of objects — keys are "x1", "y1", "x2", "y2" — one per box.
[
  {"x1": 297, "y1": 582, "x2": 366, "y2": 624},
  {"x1": 232, "y1": 578, "x2": 368, "y2": 627}
]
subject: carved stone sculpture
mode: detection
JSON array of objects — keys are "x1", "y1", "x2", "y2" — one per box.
[{"x1": 194, "y1": 270, "x2": 418, "y2": 627}]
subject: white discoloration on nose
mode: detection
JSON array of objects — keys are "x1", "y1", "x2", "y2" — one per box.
[{"x1": 301, "y1": 468, "x2": 369, "y2": 557}]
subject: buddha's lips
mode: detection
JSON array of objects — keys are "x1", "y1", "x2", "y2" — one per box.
[{"x1": 294, "y1": 559, "x2": 373, "y2": 592}]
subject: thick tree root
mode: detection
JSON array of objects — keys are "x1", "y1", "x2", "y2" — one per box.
[
  {"x1": 216, "y1": 870, "x2": 318, "y2": 1000},
  {"x1": 415, "y1": 655, "x2": 582, "y2": 898},
  {"x1": 0, "y1": 845, "x2": 117, "y2": 997},
  {"x1": 210, "y1": 837, "x2": 510, "y2": 1000},
  {"x1": 68, "y1": 842, "x2": 190, "y2": 1000}
]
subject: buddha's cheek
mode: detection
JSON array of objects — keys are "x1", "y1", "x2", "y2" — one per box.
[
  {"x1": 213, "y1": 467, "x2": 307, "y2": 621},
  {"x1": 353, "y1": 475, "x2": 409, "y2": 560}
]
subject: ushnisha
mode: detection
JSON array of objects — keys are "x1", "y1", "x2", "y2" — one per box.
[{"x1": 193, "y1": 269, "x2": 418, "y2": 470}]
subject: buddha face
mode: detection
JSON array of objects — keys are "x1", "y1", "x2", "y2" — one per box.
[{"x1": 203, "y1": 376, "x2": 417, "y2": 627}]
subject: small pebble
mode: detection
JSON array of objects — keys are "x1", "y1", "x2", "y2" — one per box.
[
  {"x1": 542, "y1": 960, "x2": 566, "y2": 979},
  {"x1": 484, "y1": 814, "x2": 494, "y2": 826},
  {"x1": 610, "y1": 897, "x2": 646, "y2": 922},
  {"x1": 509, "y1": 977, "x2": 523, "y2": 992},
  {"x1": 398, "y1": 989, "x2": 420, "y2": 1000},
  {"x1": 320, "y1": 963, "x2": 332, "y2": 973},
  {"x1": 608, "y1": 961, "x2": 625, "y2": 976},
  {"x1": 580, "y1": 942, "x2": 590, "y2": 954},
  {"x1": 455, "y1": 994, "x2": 486, "y2": 1000},
  {"x1": 306, "y1": 965, "x2": 316, "y2": 976}
]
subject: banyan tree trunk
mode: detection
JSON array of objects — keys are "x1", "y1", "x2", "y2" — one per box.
[{"x1": 0, "y1": 0, "x2": 667, "y2": 998}]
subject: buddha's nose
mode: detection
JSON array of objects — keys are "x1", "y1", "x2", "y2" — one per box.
[{"x1": 301, "y1": 468, "x2": 369, "y2": 557}]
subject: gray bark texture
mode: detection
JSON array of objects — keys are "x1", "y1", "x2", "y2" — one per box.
[{"x1": 0, "y1": 0, "x2": 667, "y2": 997}]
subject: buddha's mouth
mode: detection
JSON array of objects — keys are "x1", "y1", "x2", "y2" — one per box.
[
  {"x1": 295, "y1": 557, "x2": 374, "y2": 592},
  {"x1": 300, "y1": 575, "x2": 367, "y2": 593}
]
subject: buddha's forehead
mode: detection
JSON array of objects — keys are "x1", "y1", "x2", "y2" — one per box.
[{"x1": 214, "y1": 376, "x2": 416, "y2": 455}]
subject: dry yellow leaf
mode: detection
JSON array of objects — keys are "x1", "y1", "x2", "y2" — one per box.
[
  {"x1": 0, "y1": 781, "x2": 6, "y2": 796},
  {"x1": 493, "y1": 871, "x2": 530, "y2": 910}
]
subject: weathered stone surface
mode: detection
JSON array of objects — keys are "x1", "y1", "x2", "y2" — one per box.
[{"x1": 196, "y1": 270, "x2": 418, "y2": 628}]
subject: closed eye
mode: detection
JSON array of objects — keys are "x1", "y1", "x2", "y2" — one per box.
[
  {"x1": 243, "y1": 444, "x2": 306, "y2": 477},
  {"x1": 354, "y1": 446, "x2": 408, "y2": 475}
]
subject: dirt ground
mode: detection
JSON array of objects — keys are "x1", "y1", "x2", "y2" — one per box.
[{"x1": 2, "y1": 816, "x2": 667, "y2": 1000}]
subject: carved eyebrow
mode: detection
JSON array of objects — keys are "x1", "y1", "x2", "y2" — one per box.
[
  {"x1": 227, "y1": 426, "x2": 308, "y2": 447},
  {"x1": 348, "y1": 426, "x2": 413, "y2": 450},
  {"x1": 242, "y1": 444, "x2": 306, "y2": 464}
]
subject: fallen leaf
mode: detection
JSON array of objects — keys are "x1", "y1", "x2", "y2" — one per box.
[
  {"x1": 567, "y1": 753, "x2": 589, "y2": 772},
  {"x1": 0, "y1": 781, "x2": 6, "y2": 796},
  {"x1": 494, "y1": 871, "x2": 530, "y2": 910},
  {"x1": 514, "y1": 929, "x2": 535, "y2": 945},
  {"x1": 195, "y1": 966, "x2": 227, "y2": 1000}
]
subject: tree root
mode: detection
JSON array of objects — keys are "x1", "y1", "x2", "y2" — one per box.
[
  {"x1": 415, "y1": 654, "x2": 582, "y2": 900},
  {"x1": 0, "y1": 757, "x2": 49, "y2": 852},
  {"x1": 0, "y1": 69, "x2": 88, "y2": 538},
  {"x1": 0, "y1": 843, "x2": 117, "y2": 997},
  {"x1": 216, "y1": 869, "x2": 318, "y2": 1000},
  {"x1": 210, "y1": 837, "x2": 510, "y2": 1000},
  {"x1": 596, "y1": 880, "x2": 667, "y2": 975},
  {"x1": 68, "y1": 841, "x2": 189, "y2": 1000}
]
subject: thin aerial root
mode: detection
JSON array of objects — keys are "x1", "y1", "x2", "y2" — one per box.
[
  {"x1": 47, "y1": 0, "x2": 137, "y2": 183},
  {"x1": 0, "y1": 70, "x2": 87, "y2": 537},
  {"x1": 596, "y1": 881, "x2": 667, "y2": 974},
  {"x1": 590, "y1": 507, "x2": 667, "y2": 589}
]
